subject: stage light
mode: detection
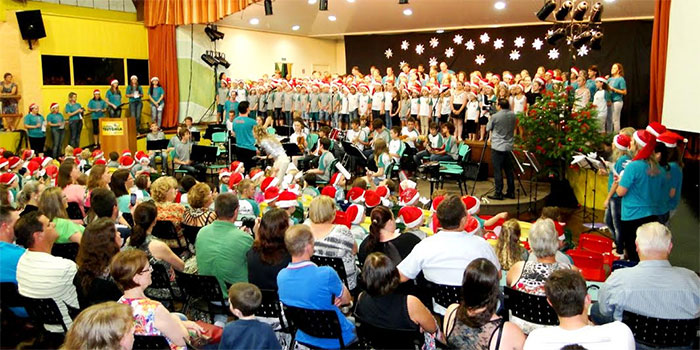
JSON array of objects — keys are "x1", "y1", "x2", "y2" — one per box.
[
  {"x1": 292, "y1": 25, "x2": 300, "y2": 31},
  {"x1": 436, "y1": 29, "x2": 444, "y2": 33},
  {"x1": 264, "y1": 0, "x2": 273, "y2": 16},
  {"x1": 399, "y1": 0, "x2": 409, "y2": 4},
  {"x1": 589, "y1": 31, "x2": 603, "y2": 50},
  {"x1": 589, "y1": 2, "x2": 604, "y2": 23},
  {"x1": 347, "y1": 0, "x2": 355, "y2": 2},
  {"x1": 328, "y1": 15, "x2": 337, "y2": 21},
  {"x1": 572, "y1": 30, "x2": 592, "y2": 48},
  {"x1": 201, "y1": 52, "x2": 217, "y2": 67},
  {"x1": 494, "y1": 1, "x2": 506, "y2": 10},
  {"x1": 319, "y1": 0, "x2": 328, "y2": 11},
  {"x1": 308, "y1": 0, "x2": 317, "y2": 4},
  {"x1": 546, "y1": 27, "x2": 566, "y2": 45},
  {"x1": 403, "y1": 8, "x2": 413, "y2": 15},
  {"x1": 204, "y1": 25, "x2": 224, "y2": 41},
  {"x1": 572, "y1": 1, "x2": 588, "y2": 21},
  {"x1": 249, "y1": 18, "x2": 259, "y2": 25},
  {"x1": 554, "y1": 1, "x2": 573, "y2": 21},
  {"x1": 216, "y1": 54, "x2": 230, "y2": 69},
  {"x1": 536, "y1": 0, "x2": 557, "y2": 21}
]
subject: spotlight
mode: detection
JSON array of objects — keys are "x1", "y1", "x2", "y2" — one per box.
[
  {"x1": 399, "y1": 0, "x2": 409, "y2": 4},
  {"x1": 536, "y1": 0, "x2": 556, "y2": 21},
  {"x1": 589, "y1": 2, "x2": 604, "y2": 23},
  {"x1": 201, "y1": 52, "x2": 217, "y2": 67},
  {"x1": 494, "y1": 1, "x2": 506, "y2": 10},
  {"x1": 292, "y1": 25, "x2": 300, "y2": 31},
  {"x1": 572, "y1": 30, "x2": 592, "y2": 48},
  {"x1": 554, "y1": 0, "x2": 573, "y2": 21},
  {"x1": 216, "y1": 53, "x2": 230, "y2": 69},
  {"x1": 589, "y1": 31, "x2": 603, "y2": 50},
  {"x1": 264, "y1": 0, "x2": 273, "y2": 15},
  {"x1": 572, "y1": 1, "x2": 588, "y2": 21},
  {"x1": 328, "y1": 15, "x2": 337, "y2": 21},
  {"x1": 319, "y1": 0, "x2": 328, "y2": 11},
  {"x1": 204, "y1": 25, "x2": 224, "y2": 41},
  {"x1": 249, "y1": 18, "x2": 259, "y2": 25},
  {"x1": 403, "y1": 8, "x2": 413, "y2": 15},
  {"x1": 546, "y1": 27, "x2": 566, "y2": 45}
]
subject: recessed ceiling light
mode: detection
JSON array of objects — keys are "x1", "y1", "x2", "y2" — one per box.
[
  {"x1": 347, "y1": 0, "x2": 355, "y2": 2},
  {"x1": 292, "y1": 25, "x2": 300, "y2": 31},
  {"x1": 494, "y1": 1, "x2": 506, "y2": 10},
  {"x1": 604, "y1": 0, "x2": 615, "y2": 2},
  {"x1": 403, "y1": 8, "x2": 413, "y2": 16},
  {"x1": 436, "y1": 29, "x2": 444, "y2": 33},
  {"x1": 328, "y1": 15, "x2": 337, "y2": 21},
  {"x1": 249, "y1": 18, "x2": 260, "y2": 25},
  {"x1": 308, "y1": 0, "x2": 317, "y2": 4}
]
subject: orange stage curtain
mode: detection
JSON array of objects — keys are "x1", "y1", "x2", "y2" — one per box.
[
  {"x1": 144, "y1": 0, "x2": 255, "y2": 27},
  {"x1": 649, "y1": 0, "x2": 672, "y2": 124},
  {"x1": 148, "y1": 25, "x2": 180, "y2": 129}
]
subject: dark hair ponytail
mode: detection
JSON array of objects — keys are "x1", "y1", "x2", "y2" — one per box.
[
  {"x1": 129, "y1": 201, "x2": 157, "y2": 247},
  {"x1": 366, "y1": 206, "x2": 393, "y2": 253}
]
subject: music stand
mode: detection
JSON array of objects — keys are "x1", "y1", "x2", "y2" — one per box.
[
  {"x1": 203, "y1": 124, "x2": 227, "y2": 140},
  {"x1": 191, "y1": 131, "x2": 201, "y2": 143},
  {"x1": 275, "y1": 125, "x2": 291, "y2": 137},
  {"x1": 524, "y1": 150, "x2": 542, "y2": 216},
  {"x1": 510, "y1": 150, "x2": 529, "y2": 219},
  {"x1": 282, "y1": 143, "x2": 303, "y2": 158},
  {"x1": 571, "y1": 154, "x2": 605, "y2": 232},
  {"x1": 146, "y1": 139, "x2": 169, "y2": 151},
  {"x1": 191, "y1": 145, "x2": 218, "y2": 164}
]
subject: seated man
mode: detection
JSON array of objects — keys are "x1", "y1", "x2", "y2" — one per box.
[
  {"x1": 524, "y1": 269, "x2": 635, "y2": 350},
  {"x1": 397, "y1": 194, "x2": 501, "y2": 314},
  {"x1": 0, "y1": 206, "x2": 26, "y2": 317},
  {"x1": 173, "y1": 128, "x2": 206, "y2": 181},
  {"x1": 592, "y1": 222, "x2": 700, "y2": 324},
  {"x1": 85, "y1": 188, "x2": 130, "y2": 242},
  {"x1": 277, "y1": 224, "x2": 355, "y2": 349},
  {"x1": 15, "y1": 212, "x2": 80, "y2": 332}
]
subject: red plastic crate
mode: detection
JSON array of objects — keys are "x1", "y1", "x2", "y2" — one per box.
[{"x1": 566, "y1": 249, "x2": 607, "y2": 282}]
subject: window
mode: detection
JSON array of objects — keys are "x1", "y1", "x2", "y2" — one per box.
[
  {"x1": 127, "y1": 59, "x2": 149, "y2": 84},
  {"x1": 41, "y1": 55, "x2": 70, "y2": 85},
  {"x1": 73, "y1": 57, "x2": 124, "y2": 85}
]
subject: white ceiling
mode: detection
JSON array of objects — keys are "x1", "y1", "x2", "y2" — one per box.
[{"x1": 217, "y1": 0, "x2": 654, "y2": 38}]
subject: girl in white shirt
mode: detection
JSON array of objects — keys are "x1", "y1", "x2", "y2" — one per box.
[
  {"x1": 339, "y1": 88, "x2": 350, "y2": 129},
  {"x1": 451, "y1": 81, "x2": 468, "y2": 141},
  {"x1": 418, "y1": 88, "x2": 432, "y2": 135},
  {"x1": 348, "y1": 86, "x2": 360, "y2": 121},
  {"x1": 409, "y1": 90, "x2": 420, "y2": 121},
  {"x1": 593, "y1": 77, "x2": 609, "y2": 130},
  {"x1": 358, "y1": 87, "x2": 371, "y2": 118},
  {"x1": 465, "y1": 93, "x2": 480, "y2": 141},
  {"x1": 440, "y1": 89, "x2": 452, "y2": 124},
  {"x1": 371, "y1": 85, "x2": 385, "y2": 121}
]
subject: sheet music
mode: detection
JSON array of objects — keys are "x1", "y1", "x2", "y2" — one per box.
[{"x1": 570, "y1": 152, "x2": 604, "y2": 170}]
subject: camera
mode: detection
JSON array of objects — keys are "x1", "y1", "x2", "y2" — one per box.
[{"x1": 239, "y1": 217, "x2": 256, "y2": 231}]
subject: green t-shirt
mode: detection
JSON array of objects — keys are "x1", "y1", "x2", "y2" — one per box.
[
  {"x1": 88, "y1": 99, "x2": 107, "y2": 119},
  {"x1": 126, "y1": 85, "x2": 144, "y2": 103},
  {"x1": 54, "y1": 217, "x2": 85, "y2": 244},
  {"x1": 194, "y1": 220, "x2": 253, "y2": 296},
  {"x1": 24, "y1": 113, "x2": 45, "y2": 138},
  {"x1": 106, "y1": 89, "x2": 122, "y2": 106},
  {"x1": 47, "y1": 112, "x2": 65, "y2": 130},
  {"x1": 65, "y1": 103, "x2": 83, "y2": 121},
  {"x1": 150, "y1": 86, "x2": 165, "y2": 106}
]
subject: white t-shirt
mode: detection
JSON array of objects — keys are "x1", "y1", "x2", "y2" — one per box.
[
  {"x1": 524, "y1": 322, "x2": 635, "y2": 350},
  {"x1": 410, "y1": 97, "x2": 419, "y2": 115},
  {"x1": 371, "y1": 92, "x2": 384, "y2": 111},
  {"x1": 401, "y1": 127, "x2": 420, "y2": 148},
  {"x1": 418, "y1": 96, "x2": 432, "y2": 117},
  {"x1": 452, "y1": 90, "x2": 467, "y2": 105},
  {"x1": 466, "y1": 100, "x2": 480, "y2": 121},
  {"x1": 340, "y1": 94, "x2": 349, "y2": 114},
  {"x1": 441, "y1": 96, "x2": 452, "y2": 115},
  {"x1": 593, "y1": 90, "x2": 607, "y2": 121},
  {"x1": 359, "y1": 94, "x2": 371, "y2": 114},
  {"x1": 512, "y1": 95, "x2": 527, "y2": 114},
  {"x1": 348, "y1": 93, "x2": 359, "y2": 112},
  {"x1": 346, "y1": 128, "x2": 367, "y2": 151},
  {"x1": 388, "y1": 139, "x2": 403, "y2": 161},
  {"x1": 384, "y1": 91, "x2": 393, "y2": 111}
]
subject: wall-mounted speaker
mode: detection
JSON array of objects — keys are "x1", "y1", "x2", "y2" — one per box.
[{"x1": 15, "y1": 10, "x2": 46, "y2": 49}]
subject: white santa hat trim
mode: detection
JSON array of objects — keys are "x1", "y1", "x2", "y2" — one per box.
[
  {"x1": 276, "y1": 200, "x2": 298, "y2": 208},
  {"x1": 400, "y1": 191, "x2": 420, "y2": 206},
  {"x1": 633, "y1": 131, "x2": 647, "y2": 148},
  {"x1": 403, "y1": 215, "x2": 423, "y2": 228},
  {"x1": 613, "y1": 135, "x2": 629, "y2": 151}
]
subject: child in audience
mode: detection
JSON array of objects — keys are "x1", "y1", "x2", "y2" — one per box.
[
  {"x1": 302, "y1": 173, "x2": 320, "y2": 197},
  {"x1": 219, "y1": 170, "x2": 231, "y2": 194},
  {"x1": 275, "y1": 190, "x2": 299, "y2": 224},
  {"x1": 540, "y1": 206, "x2": 566, "y2": 244},
  {"x1": 237, "y1": 179, "x2": 261, "y2": 218},
  {"x1": 132, "y1": 173, "x2": 151, "y2": 200},
  {"x1": 388, "y1": 126, "x2": 404, "y2": 163},
  {"x1": 399, "y1": 205, "x2": 427, "y2": 240},
  {"x1": 178, "y1": 175, "x2": 197, "y2": 205},
  {"x1": 496, "y1": 219, "x2": 527, "y2": 270},
  {"x1": 329, "y1": 172, "x2": 346, "y2": 204},
  {"x1": 346, "y1": 203, "x2": 367, "y2": 247},
  {"x1": 306, "y1": 138, "x2": 335, "y2": 183},
  {"x1": 367, "y1": 138, "x2": 391, "y2": 185},
  {"x1": 414, "y1": 122, "x2": 443, "y2": 165},
  {"x1": 360, "y1": 115, "x2": 370, "y2": 136},
  {"x1": 220, "y1": 283, "x2": 281, "y2": 350},
  {"x1": 106, "y1": 151, "x2": 120, "y2": 168},
  {"x1": 351, "y1": 177, "x2": 368, "y2": 191}
]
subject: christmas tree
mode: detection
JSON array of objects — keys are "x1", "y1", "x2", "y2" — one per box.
[{"x1": 516, "y1": 84, "x2": 605, "y2": 179}]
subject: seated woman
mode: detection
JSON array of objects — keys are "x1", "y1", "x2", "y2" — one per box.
[
  {"x1": 60, "y1": 301, "x2": 135, "y2": 350},
  {"x1": 355, "y1": 252, "x2": 437, "y2": 342},
  {"x1": 150, "y1": 176, "x2": 187, "y2": 251},
  {"x1": 308, "y1": 195, "x2": 358, "y2": 291},
  {"x1": 57, "y1": 160, "x2": 87, "y2": 219},
  {"x1": 110, "y1": 169, "x2": 135, "y2": 216},
  {"x1": 39, "y1": 187, "x2": 83, "y2": 244},
  {"x1": 74, "y1": 218, "x2": 123, "y2": 308},
  {"x1": 358, "y1": 206, "x2": 420, "y2": 265},
  {"x1": 111, "y1": 250, "x2": 202, "y2": 350},
  {"x1": 495, "y1": 219, "x2": 527, "y2": 271},
  {"x1": 444, "y1": 258, "x2": 526, "y2": 350},
  {"x1": 506, "y1": 218, "x2": 575, "y2": 334},
  {"x1": 247, "y1": 208, "x2": 291, "y2": 291},
  {"x1": 182, "y1": 183, "x2": 217, "y2": 228},
  {"x1": 17, "y1": 180, "x2": 43, "y2": 217},
  {"x1": 85, "y1": 163, "x2": 111, "y2": 208}
]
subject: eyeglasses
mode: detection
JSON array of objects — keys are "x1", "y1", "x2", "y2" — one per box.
[{"x1": 138, "y1": 265, "x2": 153, "y2": 274}]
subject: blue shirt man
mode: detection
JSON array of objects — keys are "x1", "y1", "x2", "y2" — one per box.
[
  {"x1": 0, "y1": 207, "x2": 27, "y2": 317},
  {"x1": 233, "y1": 108, "x2": 257, "y2": 151}
]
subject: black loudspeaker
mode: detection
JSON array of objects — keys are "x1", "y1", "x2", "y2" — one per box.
[{"x1": 15, "y1": 10, "x2": 46, "y2": 42}]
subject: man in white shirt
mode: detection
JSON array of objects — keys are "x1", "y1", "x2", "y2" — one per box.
[
  {"x1": 15, "y1": 212, "x2": 79, "y2": 333},
  {"x1": 524, "y1": 269, "x2": 635, "y2": 350}
]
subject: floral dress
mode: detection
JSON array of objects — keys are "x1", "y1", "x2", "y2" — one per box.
[
  {"x1": 118, "y1": 296, "x2": 185, "y2": 350},
  {"x1": 155, "y1": 201, "x2": 187, "y2": 250}
]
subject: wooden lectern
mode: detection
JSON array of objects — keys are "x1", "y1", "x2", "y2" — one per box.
[{"x1": 99, "y1": 118, "x2": 136, "y2": 156}]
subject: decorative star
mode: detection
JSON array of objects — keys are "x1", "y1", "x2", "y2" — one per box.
[
  {"x1": 509, "y1": 50, "x2": 521, "y2": 60},
  {"x1": 548, "y1": 48, "x2": 560, "y2": 60},
  {"x1": 493, "y1": 38, "x2": 504, "y2": 49},
  {"x1": 480, "y1": 32, "x2": 490, "y2": 43},
  {"x1": 399, "y1": 61, "x2": 407, "y2": 69},
  {"x1": 514, "y1": 36, "x2": 525, "y2": 48},
  {"x1": 415, "y1": 44, "x2": 425, "y2": 55},
  {"x1": 445, "y1": 47, "x2": 454, "y2": 58},
  {"x1": 401, "y1": 40, "x2": 409, "y2": 50},
  {"x1": 465, "y1": 39, "x2": 475, "y2": 50},
  {"x1": 547, "y1": 29, "x2": 554, "y2": 37},
  {"x1": 429, "y1": 37, "x2": 439, "y2": 48},
  {"x1": 429, "y1": 57, "x2": 438, "y2": 67},
  {"x1": 453, "y1": 34, "x2": 464, "y2": 45},
  {"x1": 532, "y1": 38, "x2": 544, "y2": 50},
  {"x1": 384, "y1": 48, "x2": 393, "y2": 59},
  {"x1": 475, "y1": 54, "x2": 486, "y2": 65},
  {"x1": 577, "y1": 45, "x2": 590, "y2": 57}
]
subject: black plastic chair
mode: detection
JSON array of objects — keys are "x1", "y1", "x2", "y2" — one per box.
[
  {"x1": 622, "y1": 311, "x2": 699, "y2": 349},
  {"x1": 133, "y1": 335, "x2": 171, "y2": 350},
  {"x1": 122, "y1": 212, "x2": 134, "y2": 228},
  {"x1": 152, "y1": 221, "x2": 187, "y2": 256},
  {"x1": 311, "y1": 255, "x2": 349, "y2": 287},
  {"x1": 283, "y1": 304, "x2": 348, "y2": 349},
  {"x1": 66, "y1": 202, "x2": 83, "y2": 220},
  {"x1": 181, "y1": 224, "x2": 201, "y2": 247},
  {"x1": 174, "y1": 270, "x2": 229, "y2": 322},
  {"x1": 355, "y1": 318, "x2": 423, "y2": 350},
  {"x1": 425, "y1": 281, "x2": 462, "y2": 314},
  {"x1": 51, "y1": 242, "x2": 80, "y2": 261},
  {"x1": 144, "y1": 263, "x2": 177, "y2": 310},
  {"x1": 503, "y1": 287, "x2": 559, "y2": 326},
  {"x1": 0, "y1": 282, "x2": 29, "y2": 320},
  {"x1": 23, "y1": 297, "x2": 71, "y2": 333}
]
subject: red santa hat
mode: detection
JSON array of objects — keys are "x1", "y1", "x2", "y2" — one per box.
[
  {"x1": 545, "y1": 70, "x2": 554, "y2": 76},
  {"x1": 248, "y1": 168, "x2": 264, "y2": 181},
  {"x1": 656, "y1": 131, "x2": 686, "y2": 148},
  {"x1": 122, "y1": 149, "x2": 132, "y2": 158},
  {"x1": 570, "y1": 67, "x2": 579, "y2": 76},
  {"x1": 613, "y1": 134, "x2": 631, "y2": 151},
  {"x1": 0, "y1": 173, "x2": 18, "y2": 185},
  {"x1": 21, "y1": 149, "x2": 35, "y2": 161},
  {"x1": 431, "y1": 195, "x2": 445, "y2": 212},
  {"x1": 503, "y1": 72, "x2": 514, "y2": 79},
  {"x1": 464, "y1": 215, "x2": 481, "y2": 235},
  {"x1": 399, "y1": 188, "x2": 420, "y2": 206},
  {"x1": 260, "y1": 177, "x2": 280, "y2": 192},
  {"x1": 45, "y1": 164, "x2": 59, "y2": 179},
  {"x1": 228, "y1": 172, "x2": 243, "y2": 188},
  {"x1": 135, "y1": 151, "x2": 148, "y2": 163},
  {"x1": 286, "y1": 183, "x2": 301, "y2": 196},
  {"x1": 345, "y1": 204, "x2": 365, "y2": 225},
  {"x1": 399, "y1": 206, "x2": 424, "y2": 228},
  {"x1": 8, "y1": 156, "x2": 21, "y2": 169},
  {"x1": 25, "y1": 161, "x2": 44, "y2": 177},
  {"x1": 230, "y1": 161, "x2": 244, "y2": 173},
  {"x1": 533, "y1": 77, "x2": 545, "y2": 85},
  {"x1": 50, "y1": 102, "x2": 60, "y2": 110},
  {"x1": 347, "y1": 187, "x2": 366, "y2": 203},
  {"x1": 111, "y1": 79, "x2": 119, "y2": 85},
  {"x1": 375, "y1": 185, "x2": 390, "y2": 199},
  {"x1": 645, "y1": 122, "x2": 667, "y2": 138},
  {"x1": 276, "y1": 190, "x2": 298, "y2": 208},
  {"x1": 94, "y1": 159, "x2": 106, "y2": 166},
  {"x1": 41, "y1": 157, "x2": 53, "y2": 168},
  {"x1": 364, "y1": 190, "x2": 381, "y2": 208},
  {"x1": 595, "y1": 77, "x2": 607, "y2": 83},
  {"x1": 330, "y1": 172, "x2": 343, "y2": 186},
  {"x1": 28, "y1": 103, "x2": 38, "y2": 112},
  {"x1": 93, "y1": 89, "x2": 101, "y2": 95},
  {"x1": 552, "y1": 76, "x2": 564, "y2": 84},
  {"x1": 321, "y1": 186, "x2": 337, "y2": 198},
  {"x1": 119, "y1": 156, "x2": 135, "y2": 169},
  {"x1": 462, "y1": 195, "x2": 480, "y2": 216},
  {"x1": 632, "y1": 130, "x2": 657, "y2": 161},
  {"x1": 73, "y1": 148, "x2": 83, "y2": 157},
  {"x1": 264, "y1": 186, "x2": 280, "y2": 203},
  {"x1": 92, "y1": 149, "x2": 104, "y2": 160},
  {"x1": 218, "y1": 169, "x2": 232, "y2": 180}
]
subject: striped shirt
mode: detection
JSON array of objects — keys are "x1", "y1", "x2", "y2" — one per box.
[
  {"x1": 16, "y1": 250, "x2": 79, "y2": 332},
  {"x1": 313, "y1": 225, "x2": 357, "y2": 290},
  {"x1": 597, "y1": 260, "x2": 700, "y2": 320}
]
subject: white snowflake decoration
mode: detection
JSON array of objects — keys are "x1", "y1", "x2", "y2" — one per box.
[
  {"x1": 547, "y1": 29, "x2": 554, "y2": 37},
  {"x1": 415, "y1": 44, "x2": 425, "y2": 55},
  {"x1": 401, "y1": 40, "x2": 409, "y2": 50},
  {"x1": 453, "y1": 34, "x2": 463, "y2": 45},
  {"x1": 465, "y1": 39, "x2": 475, "y2": 51},
  {"x1": 445, "y1": 47, "x2": 454, "y2": 58},
  {"x1": 475, "y1": 54, "x2": 486, "y2": 65},
  {"x1": 480, "y1": 32, "x2": 490, "y2": 43},
  {"x1": 429, "y1": 37, "x2": 439, "y2": 48},
  {"x1": 514, "y1": 36, "x2": 525, "y2": 48},
  {"x1": 399, "y1": 61, "x2": 407, "y2": 69},
  {"x1": 577, "y1": 45, "x2": 589, "y2": 57},
  {"x1": 532, "y1": 38, "x2": 544, "y2": 50},
  {"x1": 493, "y1": 38, "x2": 504, "y2": 49},
  {"x1": 509, "y1": 50, "x2": 521, "y2": 60},
  {"x1": 384, "y1": 48, "x2": 393, "y2": 59},
  {"x1": 428, "y1": 57, "x2": 438, "y2": 67},
  {"x1": 548, "y1": 48, "x2": 560, "y2": 60}
]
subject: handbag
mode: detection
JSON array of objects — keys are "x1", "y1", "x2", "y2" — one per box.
[{"x1": 188, "y1": 321, "x2": 223, "y2": 348}]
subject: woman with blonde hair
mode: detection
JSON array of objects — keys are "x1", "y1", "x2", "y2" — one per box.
[
  {"x1": 17, "y1": 180, "x2": 44, "y2": 217},
  {"x1": 183, "y1": 182, "x2": 217, "y2": 228},
  {"x1": 150, "y1": 176, "x2": 186, "y2": 251},
  {"x1": 495, "y1": 219, "x2": 527, "y2": 271},
  {"x1": 253, "y1": 125, "x2": 289, "y2": 183},
  {"x1": 61, "y1": 301, "x2": 135, "y2": 350},
  {"x1": 39, "y1": 186, "x2": 83, "y2": 244}
]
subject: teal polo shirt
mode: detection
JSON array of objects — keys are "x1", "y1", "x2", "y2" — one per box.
[
  {"x1": 126, "y1": 85, "x2": 143, "y2": 103},
  {"x1": 150, "y1": 86, "x2": 164, "y2": 106},
  {"x1": 88, "y1": 99, "x2": 107, "y2": 119},
  {"x1": 65, "y1": 103, "x2": 83, "y2": 122},
  {"x1": 619, "y1": 160, "x2": 667, "y2": 220},
  {"x1": 195, "y1": 220, "x2": 253, "y2": 296},
  {"x1": 24, "y1": 113, "x2": 45, "y2": 138},
  {"x1": 232, "y1": 115, "x2": 257, "y2": 151}
]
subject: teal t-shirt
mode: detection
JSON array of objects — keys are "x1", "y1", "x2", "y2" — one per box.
[
  {"x1": 126, "y1": 85, "x2": 144, "y2": 103},
  {"x1": 65, "y1": 103, "x2": 83, "y2": 121},
  {"x1": 47, "y1": 112, "x2": 65, "y2": 130},
  {"x1": 232, "y1": 116, "x2": 257, "y2": 151},
  {"x1": 149, "y1": 86, "x2": 165, "y2": 106},
  {"x1": 225, "y1": 100, "x2": 239, "y2": 118},
  {"x1": 665, "y1": 162, "x2": 682, "y2": 213},
  {"x1": 619, "y1": 160, "x2": 667, "y2": 220},
  {"x1": 88, "y1": 99, "x2": 107, "y2": 119},
  {"x1": 607, "y1": 77, "x2": 626, "y2": 102},
  {"x1": 106, "y1": 89, "x2": 122, "y2": 106},
  {"x1": 607, "y1": 154, "x2": 630, "y2": 198},
  {"x1": 117, "y1": 194, "x2": 131, "y2": 214},
  {"x1": 24, "y1": 113, "x2": 45, "y2": 138}
]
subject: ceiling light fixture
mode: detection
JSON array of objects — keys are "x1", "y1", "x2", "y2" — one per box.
[
  {"x1": 436, "y1": 29, "x2": 444, "y2": 33},
  {"x1": 347, "y1": 0, "x2": 355, "y2": 2},
  {"x1": 328, "y1": 15, "x2": 337, "y2": 21},
  {"x1": 292, "y1": 25, "x2": 300, "y2": 31},
  {"x1": 536, "y1": 0, "x2": 557, "y2": 21},
  {"x1": 308, "y1": 0, "x2": 317, "y2": 4},
  {"x1": 399, "y1": 0, "x2": 409, "y2": 4},
  {"x1": 264, "y1": 0, "x2": 273, "y2": 16},
  {"x1": 554, "y1": 0, "x2": 573, "y2": 21},
  {"x1": 403, "y1": 8, "x2": 413, "y2": 16},
  {"x1": 249, "y1": 18, "x2": 259, "y2": 25},
  {"x1": 319, "y1": 0, "x2": 328, "y2": 11},
  {"x1": 494, "y1": 1, "x2": 506, "y2": 10}
]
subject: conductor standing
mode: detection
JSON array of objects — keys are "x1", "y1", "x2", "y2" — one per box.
[{"x1": 486, "y1": 98, "x2": 516, "y2": 200}]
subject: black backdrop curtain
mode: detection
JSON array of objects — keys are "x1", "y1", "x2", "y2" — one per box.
[{"x1": 345, "y1": 20, "x2": 652, "y2": 129}]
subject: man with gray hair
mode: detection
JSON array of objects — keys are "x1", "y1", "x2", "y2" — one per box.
[{"x1": 592, "y1": 222, "x2": 700, "y2": 324}]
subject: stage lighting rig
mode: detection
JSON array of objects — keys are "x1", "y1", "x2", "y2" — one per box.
[
  {"x1": 201, "y1": 51, "x2": 218, "y2": 67},
  {"x1": 204, "y1": 24, "x2": 224, "y2": 41},
  {"x1": 535, "y1": 0, "x2": 606, "y2": 58}
]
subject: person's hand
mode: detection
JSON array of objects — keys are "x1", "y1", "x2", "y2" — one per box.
[
  {"x1": 183, "y1": 320, "x2": 204, "y2": 335},
  {"x1": 603, "y1": 198, "x2": 609, "y2": 209},
  {"x1": 597, "y1": 168, "x2": 608, "y2": 176},
  {"x1": 187, "y1": 160, "x2": 193, "y2": 165},
  {"x1": 253, "y1": 218, "x2": 261, "y2": 236},
  {"x1": 333, "y1": 296, "x2": 345, "y2": 307},
  {"x1": 496, "y1": 212, "x2": 509, "y2": 220}
]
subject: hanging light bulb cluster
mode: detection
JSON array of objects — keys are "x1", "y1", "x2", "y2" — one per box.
[{"x1": 536, "y1": 0, "x2": 605, "y2": 53}]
